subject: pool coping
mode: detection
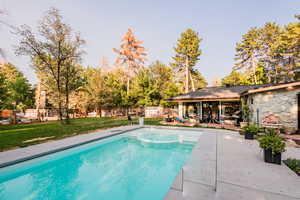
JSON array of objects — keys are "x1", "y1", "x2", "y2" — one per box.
[
  {"x1": 0, "y1": 125, "x2": 210, "y2": 168},
  {"x1": 0, "y1": 125, "x2": 212, "y2": 200},
  {"x1": 0, "y1": 125, "x2": 142, "y2": 168}
]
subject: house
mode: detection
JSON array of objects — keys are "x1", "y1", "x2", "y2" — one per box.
[
  {"x1": 242, "y1": 81, "x2": 300, "y2": 132},
  {"x1": 167, "y1": 81, "x2": 300, "y2": 132}
]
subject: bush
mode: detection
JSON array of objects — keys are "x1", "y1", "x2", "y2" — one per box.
[
  {"x1": 257, "y1": 129, "x2": 286, "y2": 154},
  {"x1": 285, "y1": 158, "x2": 300, "y2": 176},
  {"x1": 243, "y1": 124, "x2": 260, "y2": 134}
]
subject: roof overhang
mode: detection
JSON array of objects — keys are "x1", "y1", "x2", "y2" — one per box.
[
  {"x1": 242, "y1": 82, "x2": 300, "y2": 96},
  {"x1": 166, "y1": 97, "x2": 240, "y2": 102}
]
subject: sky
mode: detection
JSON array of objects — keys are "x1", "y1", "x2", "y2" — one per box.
[{"x1": 0, "y1": 0, "x2": 299, "y2": 85}]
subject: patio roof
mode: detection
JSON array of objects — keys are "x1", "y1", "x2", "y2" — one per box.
[
  {"x1": 241, "y1": 81, "x2": 300, "y2": 95},
  {"x1": 167, "y1": 84, "x2": 275, "y2": 102}
]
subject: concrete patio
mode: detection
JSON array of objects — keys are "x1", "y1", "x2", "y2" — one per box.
[{"x1": 165, "y1": 128, "x2": 300, "y2": 200}]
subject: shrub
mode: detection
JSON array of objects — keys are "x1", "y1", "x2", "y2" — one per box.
[
  {"x1": 243, "y1": 124, "x2": 260, "y2": 134},
  {"x1": 285, "y1": 158, "x2": 300, "y2": 175},
  {"x1": 257, "y1": 129, "x2": 286, "y2": 154}
]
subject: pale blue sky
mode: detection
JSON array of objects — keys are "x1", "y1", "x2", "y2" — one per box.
[{"x1": 0, "y1": 0, "x2": 299, "y2": 85}]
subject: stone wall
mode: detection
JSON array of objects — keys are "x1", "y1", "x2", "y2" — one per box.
[{"x1": 248, "y1": 87, "x2": 300, "y2": 130}]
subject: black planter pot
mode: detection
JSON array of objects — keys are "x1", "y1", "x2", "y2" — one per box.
[
  {"x1": 264, "y1": 149, "x2": 281, "y2": 165},
  {"x1": 244, "y1": 131, "x2": 254, "y2": 140}
]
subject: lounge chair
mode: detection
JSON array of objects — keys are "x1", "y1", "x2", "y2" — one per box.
[{"x1": 175, "y1": 117, "x2": 187, "y2": 123}]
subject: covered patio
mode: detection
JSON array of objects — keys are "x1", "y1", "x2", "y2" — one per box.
[{"x1": 167, "y1": 85, "x2": 265, "y2": 125}]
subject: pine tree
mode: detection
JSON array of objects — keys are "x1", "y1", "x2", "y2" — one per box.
[
  {"x1": 113, "y1": 28, "x2": 147, "y2": 94},
  {"x1": 171, "y1": 29, "x2": 202, "y2": 93},
  {"x1": 234, "y1": 28, "x2": 260, "y2": 84}
]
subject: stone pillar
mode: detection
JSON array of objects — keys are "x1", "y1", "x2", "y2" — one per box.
[{"x1": 178, "y1": 102, "x2": 183, "y2": 118}]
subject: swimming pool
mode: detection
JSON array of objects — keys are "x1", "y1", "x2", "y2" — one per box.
[{"x1": 0, "y1": 128, "x2": 201, "y2": 200}]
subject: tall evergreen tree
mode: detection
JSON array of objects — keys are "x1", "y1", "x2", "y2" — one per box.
[
  {"x1": 171, "y1": 29, "x2": 203, "y2": 93},
  {"x1": 234, "y1": 28, "x2": 260, "y2": 84},
  {"x1": 113, "y1": 28, "x2": 147, "y2": 94},
  {"x1": 234, "y1": 16, "x2": 300, "y2": 84}
]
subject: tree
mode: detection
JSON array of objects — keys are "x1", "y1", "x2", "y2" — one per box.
[
  {"x1": 0, "y1": 73, "x2": 8, "y2": 109},
  {"x1": 221, "y1": 71, "x2": 245, "y2": 86},
  {"x1": 0, "y1": 63, "x2": 34, "y2": 111},
  {"x1": 80, "y1": 67, "x2": 104, "y2": 116},
  {"x1": 272, "y1": 17, "x2": 300, "y2": 82},
  {"x1": 258, "y1": 22, "x2": 281, "y2": 82},
  {"x1": 0, "y1": 9, "x2": 17, "y2": 60},
  {"x1": 190, "y1": 69, "x2": 207, "y2": 89},
  {"x1": 234, "y1": 28, "x2": 260, "y2": 84},
  {"x1": 171, "y1": 29, "x2": 202, "y2": 92},
  {"x1": 102, "y1": 68, "x2": 127, "y2": 109},
  {"x1": 63, "y1": 63, "x2": 85, "y2": 121},
  {"x1": 15, "y1": 8, "x2": 85, "y2": 123},
  {"x1": 113, "y1": 28, "x2": 147, "y2": 94},
  {"x1": 149, "y1": 61, "x2": 177, "y2": 103},
  {"x1": 130, "y1": 69, "x2": 160, "y2": 106},
  {"x1": 234, "y1": 16, "x2": 300, "y2": 84}
]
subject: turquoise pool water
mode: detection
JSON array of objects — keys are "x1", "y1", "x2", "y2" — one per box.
[{"x1": 0, "y1": 128, "x2": 199, "y2": 200}]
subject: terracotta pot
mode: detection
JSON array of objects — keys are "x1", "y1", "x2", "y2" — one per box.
[{"x1": 240, "y1": 122, "x2": 248, "y2": 128}]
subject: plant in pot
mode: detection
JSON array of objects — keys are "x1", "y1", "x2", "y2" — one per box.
[
  {"x1": 240, "y1": 99, "x2": 250, "y2": 128},
  {"x1": 243, "y1": 124, "x2": 259, "y2": 140},
  {"x1": 257, "y1": 129, "x2": 286, "y2": 165}
]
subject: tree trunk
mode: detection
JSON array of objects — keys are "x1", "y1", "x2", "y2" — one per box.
[
  {"x1": 126, "y1": 76, "x2": 130, "y2": 94},
  {"x1": 275, "y1": 67, "x2": 278, "y2": 83},
  {"x1": 36, "y1": 81, "x2": 41, "y2": 122},
  {"x1": 97, "y1": 104, "x2": 102, "y2": 118},
  {"x1": 58, "y1": 94, "x2": 63, "y2": 121},
  {"x1": 251, "y1": 56, "x2": 257, "y2": 84},
  {"x1": 65, "y1": 64, "x2": 70, "y2": 124},
  {"x1": 56, "y1": 62, "x2": 63, "y2": 122},
  {"x1": 57, "y1": 83, "x2": 63, "y2": 122},
  {"x1": 189, "y1": 70, "x2": 195, "y2": 91},
  {"x1": 185, "y1": 58, "x2": 189, "y2": 93},
  {"x1": 65, "y1": 88, "x2": 70, "y2": 124}
]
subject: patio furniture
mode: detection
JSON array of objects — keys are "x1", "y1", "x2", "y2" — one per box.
[
  {"x1": 175, "y1": 117, "x2": 186, "y2": 123},
  {"x1": 128, "y1": 115, "x2": 133, "y2": 125},
  {"x1": 165, "y1": 116, "x2": 173, "y2": 122}
]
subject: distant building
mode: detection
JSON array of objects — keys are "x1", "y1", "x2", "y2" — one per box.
[{"x1": 211, "y1": 77, "x2": 221, "y2": 87}]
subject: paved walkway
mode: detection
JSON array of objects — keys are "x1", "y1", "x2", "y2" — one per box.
[{"x1": 165, "y1": 129, "x2": 300, "y2": 200}]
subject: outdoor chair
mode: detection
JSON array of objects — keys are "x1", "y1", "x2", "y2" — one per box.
[
  {"x1": 175, "y1": 117, "x2": 186, "y2": 123},
  {"x1": 128, "y1": 115, "x2": 133, "y2": 125}
]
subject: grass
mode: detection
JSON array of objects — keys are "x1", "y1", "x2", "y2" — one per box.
[{"x1": 0, "y1": 117, "x2": 162, "y2": 151}]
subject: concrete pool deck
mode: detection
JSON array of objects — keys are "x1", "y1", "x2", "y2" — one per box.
[
  {"x1": 0, "y1": 125, "x2": 299, "y2": 200},
  {"x1": 165, "y1": 128, "x2": 300, "y2": 200}
]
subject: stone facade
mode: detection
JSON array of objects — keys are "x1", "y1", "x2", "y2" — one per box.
[{"x1": 247, "y1": 87, "x2": 300, "y2": 130}]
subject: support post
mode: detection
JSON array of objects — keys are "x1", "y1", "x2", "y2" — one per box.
[
  {"x1": 178, "y1": 102, "x2": 183, "y2": 118},
  {"x1": 199, "y1": 101, "x2": 203, "y2": 121},
  {"x1": 219, "y1": 101, "x2": 222, "y2": 123}
]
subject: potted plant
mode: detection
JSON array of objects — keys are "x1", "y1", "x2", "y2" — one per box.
[
  {"x1": 243, "y1": 124, "x2": 259, "y2": 140},
  {"x1": 240, "y1": 99, "x2": 250, "y2": 128},
  {"x1": 258, "y1": 129, "x2": 286, "y2": 165}
]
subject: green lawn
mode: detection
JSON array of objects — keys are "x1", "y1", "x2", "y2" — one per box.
[{"x1": 0, "y1": 117, "x2": 162, "y2": 151}]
